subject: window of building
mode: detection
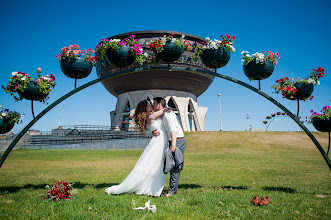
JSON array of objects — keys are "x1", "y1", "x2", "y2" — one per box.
[
  {"x1": 124, "y1": 102, "x2": 130, "y2": 113},
  {"x1": 167, "y1": 98, "x2": 178, "y2": 112},
  {"x1": 122, "y1": 101, "x2": 130, "y2": 130},
  {"x1": 188, "y1": 100, "x2": 197, "y2": 131}
]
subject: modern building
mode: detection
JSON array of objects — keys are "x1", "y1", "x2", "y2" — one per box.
[{"x1": 96, "y1": 30, "x2": 217, "y2": 131}]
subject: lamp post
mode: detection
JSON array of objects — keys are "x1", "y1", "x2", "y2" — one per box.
[
  {"x1": 217, "y1": 93, "x2": 222, "y2": 131},
  {"x1": 58, "y1": 116, "x2": 61, "y2": 127},
  {"x1": 246, "y1": 113, "x2": 252, "y2": 131}
]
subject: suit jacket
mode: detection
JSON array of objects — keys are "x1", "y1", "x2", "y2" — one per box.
[{"x1": 163, "y1": 147, "x2": 184, "y2": 174}]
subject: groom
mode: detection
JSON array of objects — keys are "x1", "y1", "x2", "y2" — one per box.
[{"x1": 152, "y1": 97, "x2": 186, "y2": 197}]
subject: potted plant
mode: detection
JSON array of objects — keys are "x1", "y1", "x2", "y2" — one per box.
[
  {"x1": 307, "y1": 106, "x2": 331, "y2": 132},
  {"x1": 2, "y1": 68, "x2": 55, "y2": 103},
  {"x1": 189, "y1": 34, "x2": 236, "y2": 68},
  {"x1": 148, "y1": 33, "x2": 186, "y2": 64},
  {"x1": 57, "y1": 44, "x2": 95, "y2": 80},
  {"x1": 95, "y1": 35, "x2": 146, "y2": 68},
  {"x1": 241, "y1": 50, "x2": 280, "y2": 81},
  {"x1": 0, "y1": 105, "x2": 24, "y2": 134},
  {"x1": 2, "y1": 68, "x2": 55, "y2": 118},
  {"x1": 272, "y1": 67, "x2": 324, "y2": 101}
]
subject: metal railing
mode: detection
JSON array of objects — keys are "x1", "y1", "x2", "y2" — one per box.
[
  {"x1": 61, "y1": 125, "x2": 112, "y2": 130},
  {"x1": 23, "y1": 133, "x2": 152, "y2": 145}
]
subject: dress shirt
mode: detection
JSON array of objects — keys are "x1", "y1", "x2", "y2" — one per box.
[{"x1": 163, "y1": 111, "x2": 184, "y2": 141}]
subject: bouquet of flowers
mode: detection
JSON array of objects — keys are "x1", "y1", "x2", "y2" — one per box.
[
  {"x1": 40, "y1": 180, "x2": 73, "y2": 202},
  {"x1": 95, "y1": 35, "x2": 146, "y2": 65},
  {"x1": 189, "y1": 34, "x2": 236, "y2": 62},
  {"x1": 0, "y1": 105, "x2": 24, "y2": 124},
  {"x1": 272, "y1": 67, "x2": 325, "y2": 100},
  {"x1": 56, "y1": 44, "x2": 96, "y2": 65},
  {"x1": 241, "y1": 50, "x2": 280, "y2": 66},
  {"x1": 2, "y1": 68, "x2": 56, "y2": 102}
]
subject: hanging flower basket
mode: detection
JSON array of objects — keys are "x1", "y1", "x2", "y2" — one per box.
[
  {"x1": 106, "y1": 45, "x2": 136, "y2": 68},
  {"x1": 312, "y1": 117, "x2": 331, "y2": 132},
  {"x1": 285, "y1": 82, "x2": 314, "y2": 100},
  {"x1": 2, "y1": 68, "x2": 55, "y2": 102},
  {"x1": 17, "y1": 81, "x2": 49, "y2": 101},
  {"x1": 243, "y1": 60, "x2": 275, "y2": 80},
  {"x1": 0, "y1": 117, "x2": 15, "y2": 134},
  {"x1": 0, "y1": 106, "x2": 24, "y2": 134},
  {"x1": 60, "y1": 57, "x2": 93, "y2": 79},
  {"x1": 200, "y1": 48, "x2": 231, "y2": 68},
  {"x1": 95, "y1": 35, "x2": 146, "y2": 68},
  {"x1": 155, "y1": 41, "x2": 184, "y2": 62},
  {"x1": 308, "y1": 106, "x2": 331, "y2": 132}
]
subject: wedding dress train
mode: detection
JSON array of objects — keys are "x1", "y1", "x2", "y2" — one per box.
[{"x1": 105, "y1": 117, "x2": 168, "y2": 196}]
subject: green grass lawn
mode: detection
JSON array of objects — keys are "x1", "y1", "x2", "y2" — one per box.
[{"x1": 0, "y1": 131, "x2": 330, "y2": 219}]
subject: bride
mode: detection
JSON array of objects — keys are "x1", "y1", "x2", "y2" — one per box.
[{"x1": 105, "y1": 100, "x2": 169, "y2": 196}]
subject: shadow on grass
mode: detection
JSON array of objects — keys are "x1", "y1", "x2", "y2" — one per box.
[
  {"x1": 214, "y1": 185, "x2": 248, "y2": 191},
  {"x1": 0, "y1": 184, "x2": 46, "y2": 193},
  {"x1": 0, "y1": 182, "x2": 119, "y2": 194},
  {"x1": 178, "y1": 184, "x2": 201, "y2": 189},
  {"x1": 263, "y1": 186, "x2": 296, "y2": 193}
]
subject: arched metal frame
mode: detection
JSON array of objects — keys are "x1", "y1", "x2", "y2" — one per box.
[
  {"x1": 265, "y1": 115, "x2": 291, "y2": 131},
  {"x1": 1, "y1": 66, "x2": 330, "y2": 170}
]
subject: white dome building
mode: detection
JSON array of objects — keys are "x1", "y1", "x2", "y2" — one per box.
[{"x1": 96, "y1": 30, "x2": 216, "y2": 131}]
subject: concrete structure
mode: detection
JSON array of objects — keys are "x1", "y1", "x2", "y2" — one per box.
[{"x1": 97, "y1": 30, "x2": 216, "y2": 131}]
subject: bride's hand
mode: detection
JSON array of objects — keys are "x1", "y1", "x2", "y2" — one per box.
[{"x1": 164, "y1": 106, "x2": 172, "y2": 113}]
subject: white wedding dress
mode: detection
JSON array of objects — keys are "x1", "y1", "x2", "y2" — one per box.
[{"x1": 105, "y1": 117, "x2": 168, "y2": 197}]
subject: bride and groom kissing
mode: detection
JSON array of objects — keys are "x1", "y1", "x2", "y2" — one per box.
[{"x1": 105, "y1": 97, "x2": 186, "y2": 197}]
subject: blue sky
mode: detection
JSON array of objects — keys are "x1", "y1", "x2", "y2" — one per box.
[{"x1": 0, "y1": 0, "x2": 330, "y2": 132}]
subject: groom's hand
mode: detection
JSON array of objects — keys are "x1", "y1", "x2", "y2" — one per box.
[
  {"x1": 170, "y1": 145, "x2": 176, "y2": 152},
  {"x1": 152, "y1": 129, "x2": 160, "y2": 136}
]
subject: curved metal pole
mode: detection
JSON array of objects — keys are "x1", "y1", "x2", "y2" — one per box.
[
  {"x1": 1, "y1": 66, "x2": 330, "y2": 170},
  {"x1": 328, "y1": 132, "x2": 330, "y2": 155},
  {"x1": 266, "y1": 115, "x2": 290, "y2": 131},
  {"x1": 204, "y1": 69, "x2": 331, "y2": 170},
  {"x1": 0, "y1": 70, "x2": 130, "y2": 168}
]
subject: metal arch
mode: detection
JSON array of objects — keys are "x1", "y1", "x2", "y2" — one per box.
[
  {"x1": 201, "y1": 68, "x2": 331, "y2": 170},
  {"x1": 0, "y1": 70, "x2": 131, "y2": 168},
  {"x1": 1, "y1": 66, "x2": 330, "y2": 170},
  {"x1": 265, "y1": 115, "x2": 291, "y2": 131}
]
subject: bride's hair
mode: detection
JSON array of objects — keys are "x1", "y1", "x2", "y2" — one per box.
[{"x1": 134, "y1": 100, "x2": 148, "y2": 135}]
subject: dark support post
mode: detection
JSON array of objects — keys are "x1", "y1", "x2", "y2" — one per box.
[
  {"x1": 74, "y1": 78, "x2": 77, "y2": 89},
  {"x1": 328, "y1": 132, "x2": 330, "y2": 155},
  {"x1": 297, "y1": 100, "x2": 300, "y2": 117},
  {"x1": 168, "y1": 62, "x2": 172, "y2": 71},
  {"x1": 31, "y1": 100, "x2": 35, "y2": 118},
  {"x1": 259, "y1": 80, "x2": 261, "y2": 90}
]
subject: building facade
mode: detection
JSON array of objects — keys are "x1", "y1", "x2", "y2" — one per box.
[{"x1": 97, "y1": 30, "x2": 216, "y2": 131}]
